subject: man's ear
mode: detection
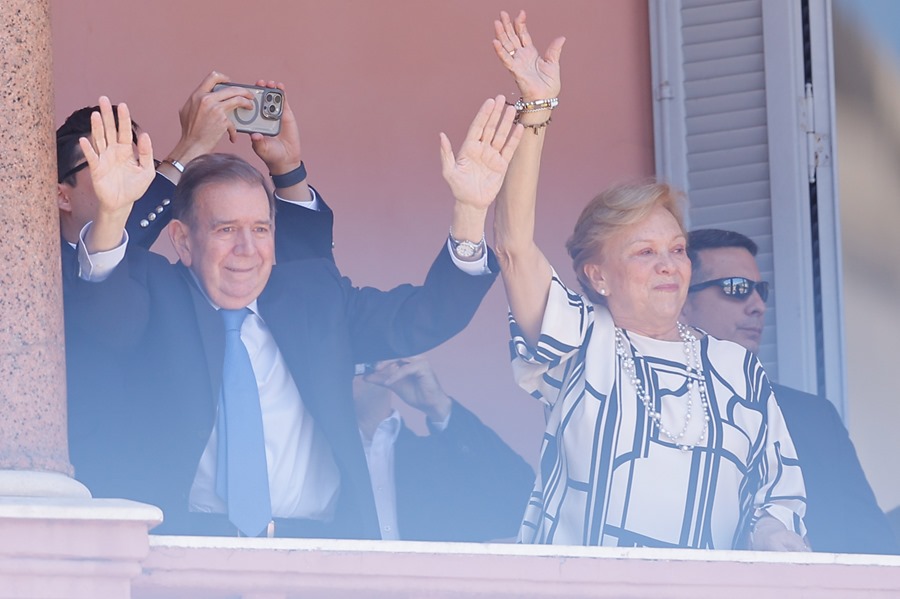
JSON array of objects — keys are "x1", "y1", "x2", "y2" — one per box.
[
  {"x1": 57, "y1": 184, "x2": 73, "y2": 213},
  {"x1": 168, "y1": 219, "x2": 193, "y2": 266},
  {"x1": 583, "y1": 262, "x2": 608, "y2": 297}
]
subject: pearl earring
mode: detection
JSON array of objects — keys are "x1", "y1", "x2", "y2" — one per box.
[{"x1": 599, "y1": 289, "x2": 607, "y2": 296}]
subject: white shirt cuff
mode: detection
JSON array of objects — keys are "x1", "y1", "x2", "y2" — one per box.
[
  {"x1": 155, "y1": 169, "x2": 177, "y2": 185},
  {"x1": 446, "y1": 239, "x2": 490, "y2": 276},
  {"x1": 275, "y1": 187, "x2": 319, "y2": 211},
  {"x1": 427, "y1": 408, "x2": 452, "y2": 432},
  {"x1": 77, "y1": 222, "x2": 128, "y2": 282}
]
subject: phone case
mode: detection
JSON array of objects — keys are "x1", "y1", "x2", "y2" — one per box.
[{"x1": 212, "y1": 83, "x2": 283, "y2": 136}]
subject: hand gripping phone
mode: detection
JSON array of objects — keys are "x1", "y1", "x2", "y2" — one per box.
[{"x1": 212, "y1": 83, "x2": 284, "y2": 136}]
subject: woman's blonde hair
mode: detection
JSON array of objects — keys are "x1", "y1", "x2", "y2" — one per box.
[{"x1": 566, "y1": 181, "x2": 686, "y2": 304}]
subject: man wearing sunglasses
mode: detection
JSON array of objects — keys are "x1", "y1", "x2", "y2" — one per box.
[{"x1": 681, "y1": 228, "x2": 898, "y2": 555}]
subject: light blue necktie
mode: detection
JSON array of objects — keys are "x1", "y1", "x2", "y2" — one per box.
[{"x1": 215, "y1": 308, "x2": 272, "y2": 536}]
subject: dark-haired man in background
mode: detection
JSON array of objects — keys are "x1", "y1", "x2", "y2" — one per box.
[{"x1": 681, "y1": 228, "x2": 898, "y2": 554}]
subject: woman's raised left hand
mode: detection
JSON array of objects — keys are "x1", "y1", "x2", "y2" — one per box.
[{"x1": 493, "y1": 10, "x2": 565, "y2": 101}]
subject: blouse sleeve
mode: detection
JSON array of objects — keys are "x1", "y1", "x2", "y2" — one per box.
[
  {"x1": 751, "y1": 376, "x2": 809, "y2": 539},
  {"x1": 509, "y1": 270, "x2": 593, "y2": 409}
]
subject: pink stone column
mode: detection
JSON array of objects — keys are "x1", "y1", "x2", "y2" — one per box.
[{"x1": 0, "y1": 0, "x2": 73, "y2": 481}]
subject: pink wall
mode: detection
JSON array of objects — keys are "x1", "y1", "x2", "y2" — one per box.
[{"x1": 50, "y1": 1, "x2": 654, "y2": 466}]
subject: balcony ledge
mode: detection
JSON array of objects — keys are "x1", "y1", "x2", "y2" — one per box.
[{"x1": 134, "y1": 535, "x2": 900, "y2": 599}]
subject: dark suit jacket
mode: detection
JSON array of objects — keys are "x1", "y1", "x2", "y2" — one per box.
[
  {"x1": 65, "y1": 185, "x2": 337, "y2": 501},
  {"x1": 65, "y1": 172, "x2": 174, "y2": 490},
  {"x1": 63, "y1": 241, "x2": 497, "y2": 538},
  {"x1": 124, "y1": 173, "x2": 177, "y2": 249},
  {"x1": 394, "y1": 400, "x2": 534, "y2": 542},
  {"x1": 773, "y1": 383, "x2": 899, "y2": 554}
]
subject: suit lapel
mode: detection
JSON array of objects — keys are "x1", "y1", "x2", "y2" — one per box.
[
  {"x1": 178, "y1": 263, "x2": 226, "y2": 405},
  {"x1": 257, "y1": 280, "x2": 315, "y2": 408}
]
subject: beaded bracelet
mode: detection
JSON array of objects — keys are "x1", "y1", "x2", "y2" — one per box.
[
  {"x1": 270, "y1": 161, "x2": 307, "y2": 188},
  {"x1": 517, "y1": 116, "x2": 552, "y2": 135}
]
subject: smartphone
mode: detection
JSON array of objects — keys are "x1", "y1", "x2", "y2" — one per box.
[{"x1": 212, "y1": 83, "x2": 283, "y2": 136}]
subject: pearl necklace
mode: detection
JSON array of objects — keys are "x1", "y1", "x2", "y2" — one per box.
[{"x1": 614, "y1": 322, "x2": 710, "y2": 451}]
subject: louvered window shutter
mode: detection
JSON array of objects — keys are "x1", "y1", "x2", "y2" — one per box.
[{"x1": 649, "y1": 0, "x2": 845, "y2": 410}]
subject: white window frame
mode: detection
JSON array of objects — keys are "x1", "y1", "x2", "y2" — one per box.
[{"x1": 649, "y1": 0, "x2": 846, "y2": 413}]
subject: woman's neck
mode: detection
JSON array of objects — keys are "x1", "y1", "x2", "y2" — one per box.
[{"x1": 612, "y1": 316, "x2": 682, "y2": 341}]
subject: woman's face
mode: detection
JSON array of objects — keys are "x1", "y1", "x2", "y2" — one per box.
[{"x1": 585, "y1": 205, "x2": 690, "y2": 335}]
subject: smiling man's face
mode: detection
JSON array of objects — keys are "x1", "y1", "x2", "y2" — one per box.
[{"x1": 171, "y1": 180, "x2": 275, "y2": 310}]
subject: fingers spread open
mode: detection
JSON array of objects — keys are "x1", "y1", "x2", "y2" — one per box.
[
  {"x1": 496, "y1": 11, "x2": 521, "y2": 53},
  {"x1": 136, "y1": 131, "x2": 154, "y2": 171},
  {"x1": 77, "y1": 137, "x2": 98, "y2": 168},
  {"x1": 500, "y1": 123, "x2": 525, "y2": 162},
  {"x1": 114, "y1": 102, "x2": 133, "y2": 146},
  {"x1": 438, "y1": 132, "x2": 455, "y2": 176},
  {"x1": 482, "y1": 95, "x2": 506, "y2": 145},
  {"x1": 514, "y1": 9, "x2": 532, "y2": 47},
  {"x1": 545, "y1": 36, "x2": 566, "y2": 64},
  {"x1": 491, "y1": 39, "x2": 514, "y2": 66},
  {"x1": 95, "y1": 96, "x2": 115, "y2": 151},
  {"x1": 492, "y1": 103, "x2": 517, "y2": 150},
  {"x1": 463, "y1": 97, "x2": 495, "y2": 144}
]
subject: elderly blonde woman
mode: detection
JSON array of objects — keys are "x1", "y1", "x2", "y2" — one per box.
[{"x1": 484, "y1": 11, "x2": 808, "y2": 550}]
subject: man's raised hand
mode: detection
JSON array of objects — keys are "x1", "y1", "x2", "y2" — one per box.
[
  {"x1": 440, "y1": 95, "x2": 524, "y2": 215},
  {"x1": 79, "y1": 96, "x2": 154, "y2": 252}
]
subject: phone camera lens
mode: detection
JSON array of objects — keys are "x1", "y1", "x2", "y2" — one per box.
[
  {"x1": 265, "y1": 93, "x2": 274, "y2": 102},
  {"x1": 274, "y1": 95, "x2": 282, "y2": 103}
]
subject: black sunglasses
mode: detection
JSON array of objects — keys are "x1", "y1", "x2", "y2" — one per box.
[
  {"x1": 688, "y1": 277, "x2": 769, "y2": 302},
  {"x1": 59, "y1": 160, "x2": 89, "y2": 182},
  {"x1": 59, "y1": 157, "x2": 161, "y2": 184}
]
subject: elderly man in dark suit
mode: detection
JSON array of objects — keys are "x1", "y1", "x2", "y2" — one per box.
[
  {"x1": 681, "y1": 228, "x2": 899, "y2": 554},
  {"x1": 63, "y1": 95, "x2": 521, "y2": 538},
  {"x1": 60, "y1": 76, "x2": 335, "y2": 501}
]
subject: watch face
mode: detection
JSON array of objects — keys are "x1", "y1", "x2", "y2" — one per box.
[{"x1": 454, "y1": 240, "x2": 479, "y2": 258}]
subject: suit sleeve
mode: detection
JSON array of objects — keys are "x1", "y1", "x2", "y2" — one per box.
[
  {"x1": 342, "y1": 244, "x2": 499, "y2": 365},
  {"x1": 826, "y1": 404, "x2": 899, "y2": 553},
  {"x1": 62, "y1": 247, "x2": 159, "y2": 350},
  {"x1": 799, "y1": 397, "x2": 900, "y2": 554},
  {"x1": 124, "y1": 173, "x2": 176, "y2": 250},
  {"x1": 396, "y1": 400, "x2": 534, "y2": 542},
  {"x1": 274, "y1": 185, "x2": 336, "y2": 263}
]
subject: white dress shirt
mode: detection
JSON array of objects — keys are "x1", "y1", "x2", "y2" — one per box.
[
  {"x1": 188, "y1": 301, "x2": 341, "y2": 519},
  {"x1": 360, "y1": 409, "x2": 452, "y2": 540},
  {"x1": 361, "y1": 410, "x2": 403, "y2": 540}
]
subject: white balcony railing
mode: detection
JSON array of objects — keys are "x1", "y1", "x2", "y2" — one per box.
[{"x1": 134, "y1": 535, "x2": 900, "y2": 599}]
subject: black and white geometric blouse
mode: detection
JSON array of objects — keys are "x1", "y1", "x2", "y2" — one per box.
[{"x1": 510, "y1": 272, "x2": 807, "y2": 548}]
